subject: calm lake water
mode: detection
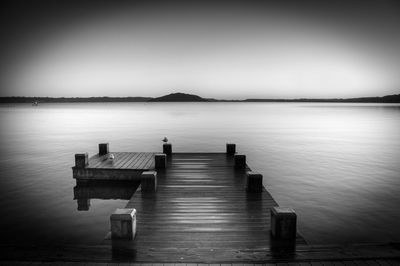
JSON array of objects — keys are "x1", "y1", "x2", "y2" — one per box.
[{"x1": 0, "y1": 102, "x2": 399, "y2": 245}]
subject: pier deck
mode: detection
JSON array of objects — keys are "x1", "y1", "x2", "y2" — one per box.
[
  {"x1": 73, "y1": 152, "x2": 156, "y2": 181},
  {"x1": 109, "y1": 152, "x2": 306, "y2": 262}
]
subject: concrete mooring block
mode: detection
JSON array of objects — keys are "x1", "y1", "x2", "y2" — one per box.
[
  {"x1": 155, "y1": 154, "x2": 167, "y2": 169},
  {"x1": 226, "y1": 143, "x2": 236, "y2": 155},
  {"x1": 234, "y1": 154, "x2": 246, "y2": 169},
  {"x1": 110, "y1": 208, "x2": 137, "y2": 240},
  {"x1": 75, "y1": 153, "x2": 88, "y2": 168},
  {"x1": 246, "y1": 171, "x2": 263, "y2": 192},
  {"x1": 163, "y1": 143, "x2": 172, "y2": 155},
  {"x1": 141, "y1": 171, "x2": 157, "y2": 192},
  {"x1": 271, "y1": 207, "x2": 297, "y2": 240},
  {"x1": 99, "y1": 143, "x2": 109, "y2": 156}
]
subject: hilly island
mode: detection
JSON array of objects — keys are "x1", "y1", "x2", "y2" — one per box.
[{"x1": 1, "y1": 92, "x2": 400, "y2": 103}]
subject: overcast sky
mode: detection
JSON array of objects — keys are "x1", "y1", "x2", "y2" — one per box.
[{"x1": 1, "y1": 0, "x2": 399, "y2": 99}]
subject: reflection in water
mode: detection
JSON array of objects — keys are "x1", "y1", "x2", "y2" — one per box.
[{"x1": 74, "y1": 181, "x2": 140, "y2": 211}]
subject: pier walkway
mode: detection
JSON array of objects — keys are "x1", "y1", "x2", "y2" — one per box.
[{"x1": 112, "y1": 152, "x2": 305, "y2": 262}]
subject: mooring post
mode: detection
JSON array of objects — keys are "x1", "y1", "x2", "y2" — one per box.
[
  {"x1": 226, "y1": 143, "x2": 236, "y2": 155},
  {"x1": 77, "y1": 199, "x2": 91, "y2": 211},
  {"x1": 75, "y1": 153, "x2": 89, "y2": 168},
  {"x1": 141, "y1": 171, "x2": 157, "y2": 192},
  {"x1": 99, "y1": 143, "x2": 109, "y2": 156},
  {"x1": 155, "y1": 154, "x2": 167, "y2": 169},
  {"x1": 246, "y1": 171, "x2": 263, "y2": 192},
  {"x1": 163, "y1": 143, "x2": 172, "y2": 155},
  {"x1": 271, "y1": 207, "x2": 297, "y2": 240},
  {"x1": 234, "y1": 154, "x2": 246, "y2": 169},
  {"x1": 110, "y1": 208, "x2": 137, "y2": 240}
]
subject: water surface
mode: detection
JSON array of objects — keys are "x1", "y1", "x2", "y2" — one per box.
[{"x1": 0, "y1": 102, "x2": 399, "y2": 245}]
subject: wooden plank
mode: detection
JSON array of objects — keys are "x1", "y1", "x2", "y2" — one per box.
[
  {"x1": 109, "y1": 152, "x2": 132, "y2": 168},
  {"x1": 128, "y1": 152, "x2": 147, "y2": 169},
  {"x1": 143, "y1": 153, "x2": 155, "y2": 169},
  {"x1": 118, "y1": 152, "x2": 142, "y2": 169},
  {"x1": 137, "y1": 152, "x2": 153, "y2": 169}
]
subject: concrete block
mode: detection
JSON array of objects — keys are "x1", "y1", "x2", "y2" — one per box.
[
  {"x1": 75, "y1": 153, "x2": 88, "y2": 168},
  {"x1": 141, "y1": 171, "x2": 157, "y2": 192},
  {"x1": 110, "y1": 208, "x2": 137, "y2": 239},
  {"x1": 155, "y1": 154, "x2": 167, "y2": 169},
  {"x1": 234, "y1": 154, "x2": 246, "y2": 169},
  {"x1": 226, "y1": 143, "x2": 236, "y2": 155},
  {"x1": 271, "y1": 207, "x2": 297, "y2": 240},
  {"x1": 246, "y1": 171, "x2": 263, "y2": 192},
  {"x1": 163, "y1": 143, "x2": 172, "y2": 155}
]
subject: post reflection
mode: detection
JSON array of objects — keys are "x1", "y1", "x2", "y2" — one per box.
[{"x1": 73, "y1": 181, "x2": 140, "y2": 211}]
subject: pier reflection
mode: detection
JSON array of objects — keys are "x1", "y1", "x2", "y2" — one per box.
[{"x1": 73, "y1": 181, "x2": 140, "y2": 211}]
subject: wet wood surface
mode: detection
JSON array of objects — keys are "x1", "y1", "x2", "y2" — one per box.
[
  {"x1": 73, "y1": 152, "x2": 157, "y2": 181},
  {"x1": 88, "y1": 152, "x2": 156, "y2": 170},
  {"x1": 120, "y1": 153, "x2": 306, "y2": 262}
]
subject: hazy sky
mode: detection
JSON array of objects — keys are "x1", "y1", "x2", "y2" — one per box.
[{"x1": 1, "y1": 0, "x2": 399, "y2": 99}]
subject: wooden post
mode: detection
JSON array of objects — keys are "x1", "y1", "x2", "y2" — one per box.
[
  {"x1": 155, "y1": 154, "x2": 167, "y2": 169},
  {"x1": 234, "y1": 154, "x2": 246, "y2": 169},
  {"x1": 271, "y1": 207, "x2": 297, "y2": 240},
  {"x1": 163, "y1": 143, "x2": 172, "y2": 155},
  {"x1": 246, "y1": 171, "x2": 263, "y2": 192},
  {"x1": 226, "y1": 143, "x2": 236, "y2": 155},
  {"x1": 99, "y1": 143, "x2": 109, "y2": 156},
  {"x1": 141, "y1": 171, "x2": 157, "y2": 192},
  {"x1": 75, "y1": 153, "x2": 88, "y2": 168},
  {"x1": 110, "y1": 208, "x2": 137, "y2": 239},
  {"x1": 77, "y1": 199, "x2": 90, "y2": 211}
]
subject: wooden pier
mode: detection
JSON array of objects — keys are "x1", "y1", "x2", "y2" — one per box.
[
  {"x1": 2, "y1": 142, "x2": 400, "y2": 264},
  {"x1": 116, "y1": 152, "x2": 306, "y2": 262},
  {"x1": 72, "y1": 143, "x2": 306, "y2": 262}
]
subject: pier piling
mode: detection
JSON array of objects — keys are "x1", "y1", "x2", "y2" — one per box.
[
  {"x1": 234, "y1": 154, "x2": 246, "y2": 169},
  {"x1": 226, "y1": 143, "x2": 236, "y2": 155},
  {"x1": 246, "y1": 171, "x2": 263, "y2": 192},
  {"x1": 110, "y1": 208, "x2": 137, "y2": 240},
  {"x1": 155, "y1": 154, "x2": 167, "y2": 169},
  {"x1": 271, "y1": 207, "x2": 297, "y2": 240},
  {"x1": 163, "y1": 143, "x2": 172, "y2": 155},
  {"x1": 141, "y1": 171, "x2": 157, "y2": 192},
  {"x1": 75, "y1": 153, "x2": 89, "y2": 168},
  {"x1": 99, "y1": 143, "x2": 109, "y2": 155}
]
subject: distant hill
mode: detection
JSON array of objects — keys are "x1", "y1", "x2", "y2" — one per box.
[{"x1": 148, "y1": 93, "x2": 209, "y2": 102}]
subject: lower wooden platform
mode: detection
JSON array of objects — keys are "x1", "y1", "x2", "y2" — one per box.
[{"x1": 72, "y1": 152, "x2": 156, "y2": 182}]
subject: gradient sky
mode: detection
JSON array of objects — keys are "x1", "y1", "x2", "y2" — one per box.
[{"x1": 1, "y1": 0, "x2": 399, "y2": 99}]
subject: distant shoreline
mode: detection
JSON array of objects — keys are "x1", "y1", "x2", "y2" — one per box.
[{"x1": 1, "y1": 93, "x2": 399, "y2": 103}]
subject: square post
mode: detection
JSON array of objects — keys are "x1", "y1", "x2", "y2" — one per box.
[
  {"x1": 75, "y1": 153, "x2": 88, "y2": 168},
  {"x1": 271, "y1": 207, "x2": 297, "y2": 240},
  {"x1": 141, "y1": 171, "x2": 157, "y2": 192},
  {"x1": 99, "y1": 143, "x2": 109, "y2": 156},
  {"x1": 226, "y1": 143, "x2": 236, "y2": 155},
  {"x1": 155, "y1": 154, "x2": 167, "y2": 169},
  {"x1": 234, "y1": 154, "x2": 246, "y2": 169},
  {"x1": 77, "y1": 199, "x2": 91, "y2": 211},
  {"x1": 246, "y1": 171, "x2": 263, "y2": 192},
  {"x1": 163, "y1": 143, "x2": 172, "y2": 155},
  {"x1": 110, "y1": 208, "x2": 137, "y2": 239}
]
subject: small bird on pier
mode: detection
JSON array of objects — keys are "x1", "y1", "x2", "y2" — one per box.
[
  {"x1": 162, "y1": 136, "x2": 168, "y2": 143},
  {"x1": 109, "y1": 153, "x2": 115, "y2": 160}
]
